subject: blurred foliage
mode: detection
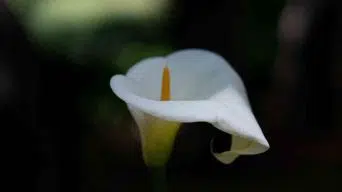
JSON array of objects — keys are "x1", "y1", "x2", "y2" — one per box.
[
  {"x1": 245, "y1": 0, "x2": 285, "y2": 71},
  {"x1": 8, "y1": 0, "x2": 175, "y2": 129},
  {"x1": 8, "y1": 0, "x2": 173, "y2": 59}
]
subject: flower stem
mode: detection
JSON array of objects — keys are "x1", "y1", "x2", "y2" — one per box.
[{"x1": 150, "y1": 167, "x2": 168, "y2": 192}]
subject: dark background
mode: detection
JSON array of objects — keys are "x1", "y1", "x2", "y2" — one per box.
[{"x1": 1, "y1": 0, "x2": 341, "y2": 191}]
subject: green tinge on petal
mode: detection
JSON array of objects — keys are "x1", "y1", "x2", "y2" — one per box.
[
  {"x1": 211, "y1": 134, "x2": 267, "y2": 164},
  {"x1": 139, "y1": 115, "x2": 181, "y2": 167},
  {"x1": 214, "y1": 152, "x2": 240, "y2": 164},
  {"x1": 211, "y1": 135, "x2": 251, "y2": 164}
]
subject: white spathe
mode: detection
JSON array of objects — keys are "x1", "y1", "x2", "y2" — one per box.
[{"x1": 110, "y1": 49, "x2": 269, "y2": 164}]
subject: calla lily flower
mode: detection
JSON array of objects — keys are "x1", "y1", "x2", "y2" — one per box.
[{"x1": 110, "y1": 49, "x2": 269, "y2": 167}]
